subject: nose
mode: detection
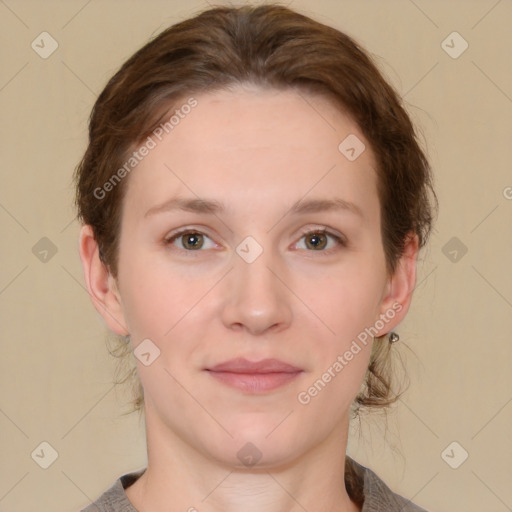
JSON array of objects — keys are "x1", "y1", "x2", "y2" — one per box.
[{"x1": 220, "y1": 246, "x2": 293, "y2": 336}]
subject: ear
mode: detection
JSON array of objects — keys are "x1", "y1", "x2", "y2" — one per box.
[
  {"x1": 78, "y1": 224, "x2": 129, "y2": 336},
  {"x1": 374, "y1": 232, "x2": 419, "y2": 337}
]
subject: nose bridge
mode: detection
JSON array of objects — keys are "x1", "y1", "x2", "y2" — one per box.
[
  {"x1": 234, "y1": 241, "x2": 282, "y2": 304},
  {"x1": 238, "y1": 247, "x2": 276, "y2": 292}
]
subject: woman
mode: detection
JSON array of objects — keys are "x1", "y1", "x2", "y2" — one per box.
[{"x1": 75, "y1": 4, "x2": 436, "y2": 511}]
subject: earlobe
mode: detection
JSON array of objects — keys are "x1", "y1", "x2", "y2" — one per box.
[
  {"x1": 375, "y1": 232, "x2": 419, "y2": 337},
  {"x1": 78, "y1": 224, "x2": 129, "y2": 336}
]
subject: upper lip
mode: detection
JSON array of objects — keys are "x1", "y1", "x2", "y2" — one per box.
[{"x1": 206, "y1": 358, "x2": 303, "y2": 374}]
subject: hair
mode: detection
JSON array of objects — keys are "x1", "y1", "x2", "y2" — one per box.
[{"x1": 74, "y1": 3, "x2": 437, "y2": 449}]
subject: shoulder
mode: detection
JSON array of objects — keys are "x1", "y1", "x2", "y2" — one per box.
[
  {"x1": 346, "y1": 456, "x2": 429, "y2": 512},
  {"x1": 81, "y1": 470, "x2": 145, "y2": 512}
]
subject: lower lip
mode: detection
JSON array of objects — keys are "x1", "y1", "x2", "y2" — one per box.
[{"x1": 206, "y1": 371, "x2": 302, "y2": 393}]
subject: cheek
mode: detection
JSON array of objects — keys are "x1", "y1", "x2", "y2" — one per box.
[
  {"x1": 290, "y1": 262, "x2": 384, "y2": 406},
  {"x1": 295, "y1": 263, "x2": 384, "y2": 341},
  {"x1": 117, "y1": 251, "x2": 205, "y2": 337}
]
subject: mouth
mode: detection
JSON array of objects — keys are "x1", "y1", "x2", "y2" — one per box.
[{"x1": 205, "y1": 358, "x2": 303, "y2": 393}]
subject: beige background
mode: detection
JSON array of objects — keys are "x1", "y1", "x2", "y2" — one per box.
[{"x1": 1, "y1": 0, "x2": 511, "y2": 511}]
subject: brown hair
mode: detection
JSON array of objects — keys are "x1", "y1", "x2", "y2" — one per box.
[{"x1": 74, "y1": 4, "x2": 437, "y2": 425}]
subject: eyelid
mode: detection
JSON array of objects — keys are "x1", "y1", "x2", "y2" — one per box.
[{"x1": 296, "y1": 225, "x2": 346, "y2": 242}]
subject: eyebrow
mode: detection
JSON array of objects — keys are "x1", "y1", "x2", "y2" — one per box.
[{"x1": 144, "y1": 196, "x2": 364, "y2": 219}]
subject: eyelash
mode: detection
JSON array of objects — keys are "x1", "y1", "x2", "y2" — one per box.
[{"x1": 163, "y1": 227, "x2": 347, "y2": 256}]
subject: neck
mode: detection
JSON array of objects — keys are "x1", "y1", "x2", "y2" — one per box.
[{"x1": 126, "y1": 407, "x2": 360, "y2": 512}]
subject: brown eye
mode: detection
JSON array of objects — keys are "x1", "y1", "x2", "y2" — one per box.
[
  {"x1": 181, "y1": 232, "x2": 204, "y2": 250},
  {"x1": 305, "y1": 232, "x2": 328, "y2": 250},
  {"x1": 165, "y1": 230, "x2": 215, "y2": 251},
  {"x1": 294, "y1": 229, "x2": 346, "y2": 253}
]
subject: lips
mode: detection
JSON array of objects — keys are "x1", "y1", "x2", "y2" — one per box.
[
  {"x1": 205, "y1": 358, "x2": 303, "y2": 393},
  {"x1": 206, "y1": 357, "x2": 302, "y2": 374}
]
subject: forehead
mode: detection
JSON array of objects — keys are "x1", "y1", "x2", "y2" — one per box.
[
  {"x1": 158, "y1": 85, "x2": 366, "y2": 156},
  {"x1": 122, "y1": 86, "x2": 380, "y2": 224}
]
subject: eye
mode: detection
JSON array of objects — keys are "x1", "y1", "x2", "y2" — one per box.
[
  {"x1": 163, "y1": 227, "x2": 345, "y2": 254},
  {"x1": 294, "y1": 228, "x2": 346, "y2": 252},
  {"x1": 164, "y1": 229, "x2": 217, "y2": 251}
]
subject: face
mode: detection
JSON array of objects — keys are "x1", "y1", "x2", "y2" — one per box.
[{"x1": 90, "y1": 86, "x2": 413, "y2": 468}]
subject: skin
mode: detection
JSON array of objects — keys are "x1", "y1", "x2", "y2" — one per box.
[{"x1": 79, "y1": 85, "x2": 418, "y2": 512}]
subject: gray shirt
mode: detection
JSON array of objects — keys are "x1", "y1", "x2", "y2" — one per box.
[{"x1": 81, "y1": 456, "x2": 428, "y2": 511}]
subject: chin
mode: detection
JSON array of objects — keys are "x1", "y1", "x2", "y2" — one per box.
[
  {"x1": 212, "y1": 440, "x2": 300, "y2": 471},
  {"x1": 205, "y1": 418, "x2": 307, "y2": 469}
]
